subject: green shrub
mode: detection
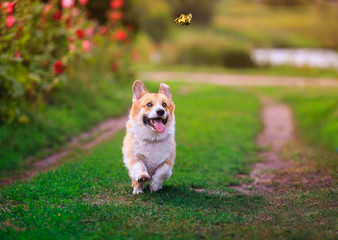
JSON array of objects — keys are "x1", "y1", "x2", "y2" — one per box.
[
  {"x1": 220, "y1": 48, "x2": 256, "y2": 68},
  {"x1": 172, "y1": 31, "x2": 256, "y2": 68},
  {"x1": 0, "y1": 0, "x2": 135, "y2": 124},
  {"x1": 134, "y1": 0, "x2": 171, "y2": 43}
]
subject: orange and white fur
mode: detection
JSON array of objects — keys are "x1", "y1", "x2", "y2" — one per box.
[{"x1": 123, "y1": 80, "x2": 176, "y2": 194}]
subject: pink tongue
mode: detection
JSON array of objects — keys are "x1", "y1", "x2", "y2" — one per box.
[{"x1": 153, "y1": 119, "x2": 166, "y2": 133}]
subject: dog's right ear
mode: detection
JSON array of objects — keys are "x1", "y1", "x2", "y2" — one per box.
[{"x1": 132, "y1": 80, "x2": 148, "y2": 101}]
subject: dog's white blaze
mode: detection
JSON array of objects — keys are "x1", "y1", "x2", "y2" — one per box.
[{"x1": 148, "y1": 104, "x2": 167, "y2": 119}]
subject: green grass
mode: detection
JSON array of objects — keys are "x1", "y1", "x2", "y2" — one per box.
[
  {"x1": 0, "y1": 74, "x2": 132, "y2": 179},
  {"x1": 257, "y1": 87, "x2": 338, "y2": 172},
  {"x1": 0, "y1": 83, "x2": 336, "y2": 239}
]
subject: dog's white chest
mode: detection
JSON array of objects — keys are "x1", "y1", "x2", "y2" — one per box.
[{"x1": 134, "y1": 138, "x2": 173, "y2": 176}]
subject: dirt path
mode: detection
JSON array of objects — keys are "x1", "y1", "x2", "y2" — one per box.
[
  {"x1": 1, "y1": 114, "x2": 128, "y2": 187},
  {"x1": 140, "y1": 71, "x2": 338, "y2": 87},
  {"x1": 231, "y1": 98, "x2": 293, "y2": 194}
]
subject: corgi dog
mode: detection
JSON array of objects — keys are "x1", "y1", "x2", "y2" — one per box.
[{"x1": 122, "y1": 80, "x2": 176, "y2": 194}]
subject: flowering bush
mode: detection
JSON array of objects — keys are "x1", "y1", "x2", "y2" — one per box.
[{"x1": 0, "y1": 0, "x2": 135, "y2": 123}]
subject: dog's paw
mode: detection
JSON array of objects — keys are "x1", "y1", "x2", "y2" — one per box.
[
  {"x1": 133, "y1": 188, "x2": 144, "y2": 195},
  {"x1": 137, "y1": 175, "x2": 150, "y2": 183},
  {"x1": 150, "y1": 183, "x2": 162, "y2": 193}
]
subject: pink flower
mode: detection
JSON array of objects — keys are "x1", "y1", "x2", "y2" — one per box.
[
  {"x1": 115, "y1": 29, "x2": 127, "y2": 41},
  {"x1": 82, "y1": 40, "x2": 90, "y2": 52},
  {"x1": 68, "y1": 43, "x2": 76, "y2": 52},
  {"x1": 79, "y1": 0, "x2": 89, "y2": 5},
  {"x1": 54, "y1": 60, "x2": 66, "y2": 74},
  {"x1": 68, "y1": 36, "x2": 75, "y2": 42},
  {"x1": 61, "y1": 0, "x2": 75, "y2": 8},
  {"x1": 43, "y1": 3, "x2": 52, "y2": 15},
  {"x1": 110, "y1": 0, "x2": 123, "y2": 9},
  {"x1": 98, "y1": 26, "x2": 108, "y2": 35},
  {"x1": 85, "y1": 26, "x2": 94, "y2": 37},
  {"x1": 6, "y1": 15, "x2": 15, "y2": 28},
  {"x1": 14, "y1": 51, "x2": 21, "y2": 58}
]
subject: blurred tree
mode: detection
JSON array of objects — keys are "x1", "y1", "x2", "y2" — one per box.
[
  {"x1": 133, "y1": 0, "x2": 171, "y2": 43},
  {"x1": 167, "y1": 0, "x2": 216, "y2": 25}
]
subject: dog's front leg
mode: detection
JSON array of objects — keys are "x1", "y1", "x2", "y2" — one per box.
[
  {"x1": 150, "y1": 161, "x2": 172, "y2": 193},
  {"x1": 130, "y1": 160, "x2": 150, "y2": 194}
]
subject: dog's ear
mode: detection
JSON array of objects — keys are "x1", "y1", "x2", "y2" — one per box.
[
  {"x1": 132, "y1": 80, "x2": 148, "y2": 101},
  {"x1": 158, "y1": 83, "x2": 172, "y2": 99}
]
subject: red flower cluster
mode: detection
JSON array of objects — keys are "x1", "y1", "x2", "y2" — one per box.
[
  {"x1": 115, "y1": 30, "x2": 128, "y2": 41},
  {"x1": 3, "y1": 1, "x2": 16, "y2": 14},
  {"x1": 110, "y1": 0, "x2": 124, "y2": 9},
  {"x1": 53, "y1": 60, "x2": 66, "y2": 75},
  {"x1": 51, "y1": 10, "x2": 62, "y2": 21},
  {"x1": 76, "y1": 29, "x2": 85, "y2": 39},
  {"x1": 109, "y1": 11, "x2": 124, "y2": 23},
  {"x1": 79, "y1": 0, "x2": 89, "y2": 5},
  {"x1": 2, "y1": 1, "x2": 16, "y2": 28}
]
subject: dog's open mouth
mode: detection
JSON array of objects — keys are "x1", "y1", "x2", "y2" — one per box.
[{"x1": 143, "y1": 116, "x2": 168, "y2": 133}]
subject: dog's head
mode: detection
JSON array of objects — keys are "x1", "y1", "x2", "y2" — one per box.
[{"x1": 130, "y1": 80, "x2": 175, "y2": 134}]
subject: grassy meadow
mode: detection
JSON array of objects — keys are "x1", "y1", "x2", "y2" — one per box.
[
  {"x1": 0, "y1": 74, "x2": 132, "y2": 179},
  {"x1": 0, "y1": 82, "x2": 336, "y2": 239}
]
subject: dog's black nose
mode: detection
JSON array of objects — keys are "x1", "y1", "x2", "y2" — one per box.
[{"x1": 156, "y1": 108, "x2": 165, "y2": 116}]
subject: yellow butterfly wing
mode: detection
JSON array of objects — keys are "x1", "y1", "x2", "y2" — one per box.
[
  {"x1": 185, "y1": 13, "x2": 192, "y2": 24},
  {"x1": 175, "y1": 13, "x2": 192, "y2": 26}
]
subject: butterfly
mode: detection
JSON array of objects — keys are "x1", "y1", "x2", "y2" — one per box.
[{"x1": 175, "y1": 13, "x2": 192, "y2": 26}]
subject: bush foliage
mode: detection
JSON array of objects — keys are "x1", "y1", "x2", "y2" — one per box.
[{"x1": 0, "y1": 0, "x2": 135, "y2": 124}]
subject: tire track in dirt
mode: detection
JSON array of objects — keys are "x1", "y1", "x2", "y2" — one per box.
[
  {"x1": 231, "y1": 97, "x2": 293, "y2": 194},
  {"x1": 1, "y1": 114, "x2": 128, "y2": 187}
]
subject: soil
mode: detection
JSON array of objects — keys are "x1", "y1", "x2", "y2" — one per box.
[{"x1": 231, "y1": 97, "x2": 294, "y2": 194}]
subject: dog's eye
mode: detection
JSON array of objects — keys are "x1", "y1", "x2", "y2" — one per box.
[
  {"x1": 146, "y1": 102, "x2": 153, "y2": 107},
  {"x1": 162, "y1": 102, "x2": 167, "y2": 108}
]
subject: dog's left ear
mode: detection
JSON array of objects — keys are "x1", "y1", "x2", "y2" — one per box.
[
  {"x1": 159, "y1": 83, "x2": 172, "y2": 99},
  {"x1": 132, "y1": 80, "x2": 148, "y2": 101}
]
